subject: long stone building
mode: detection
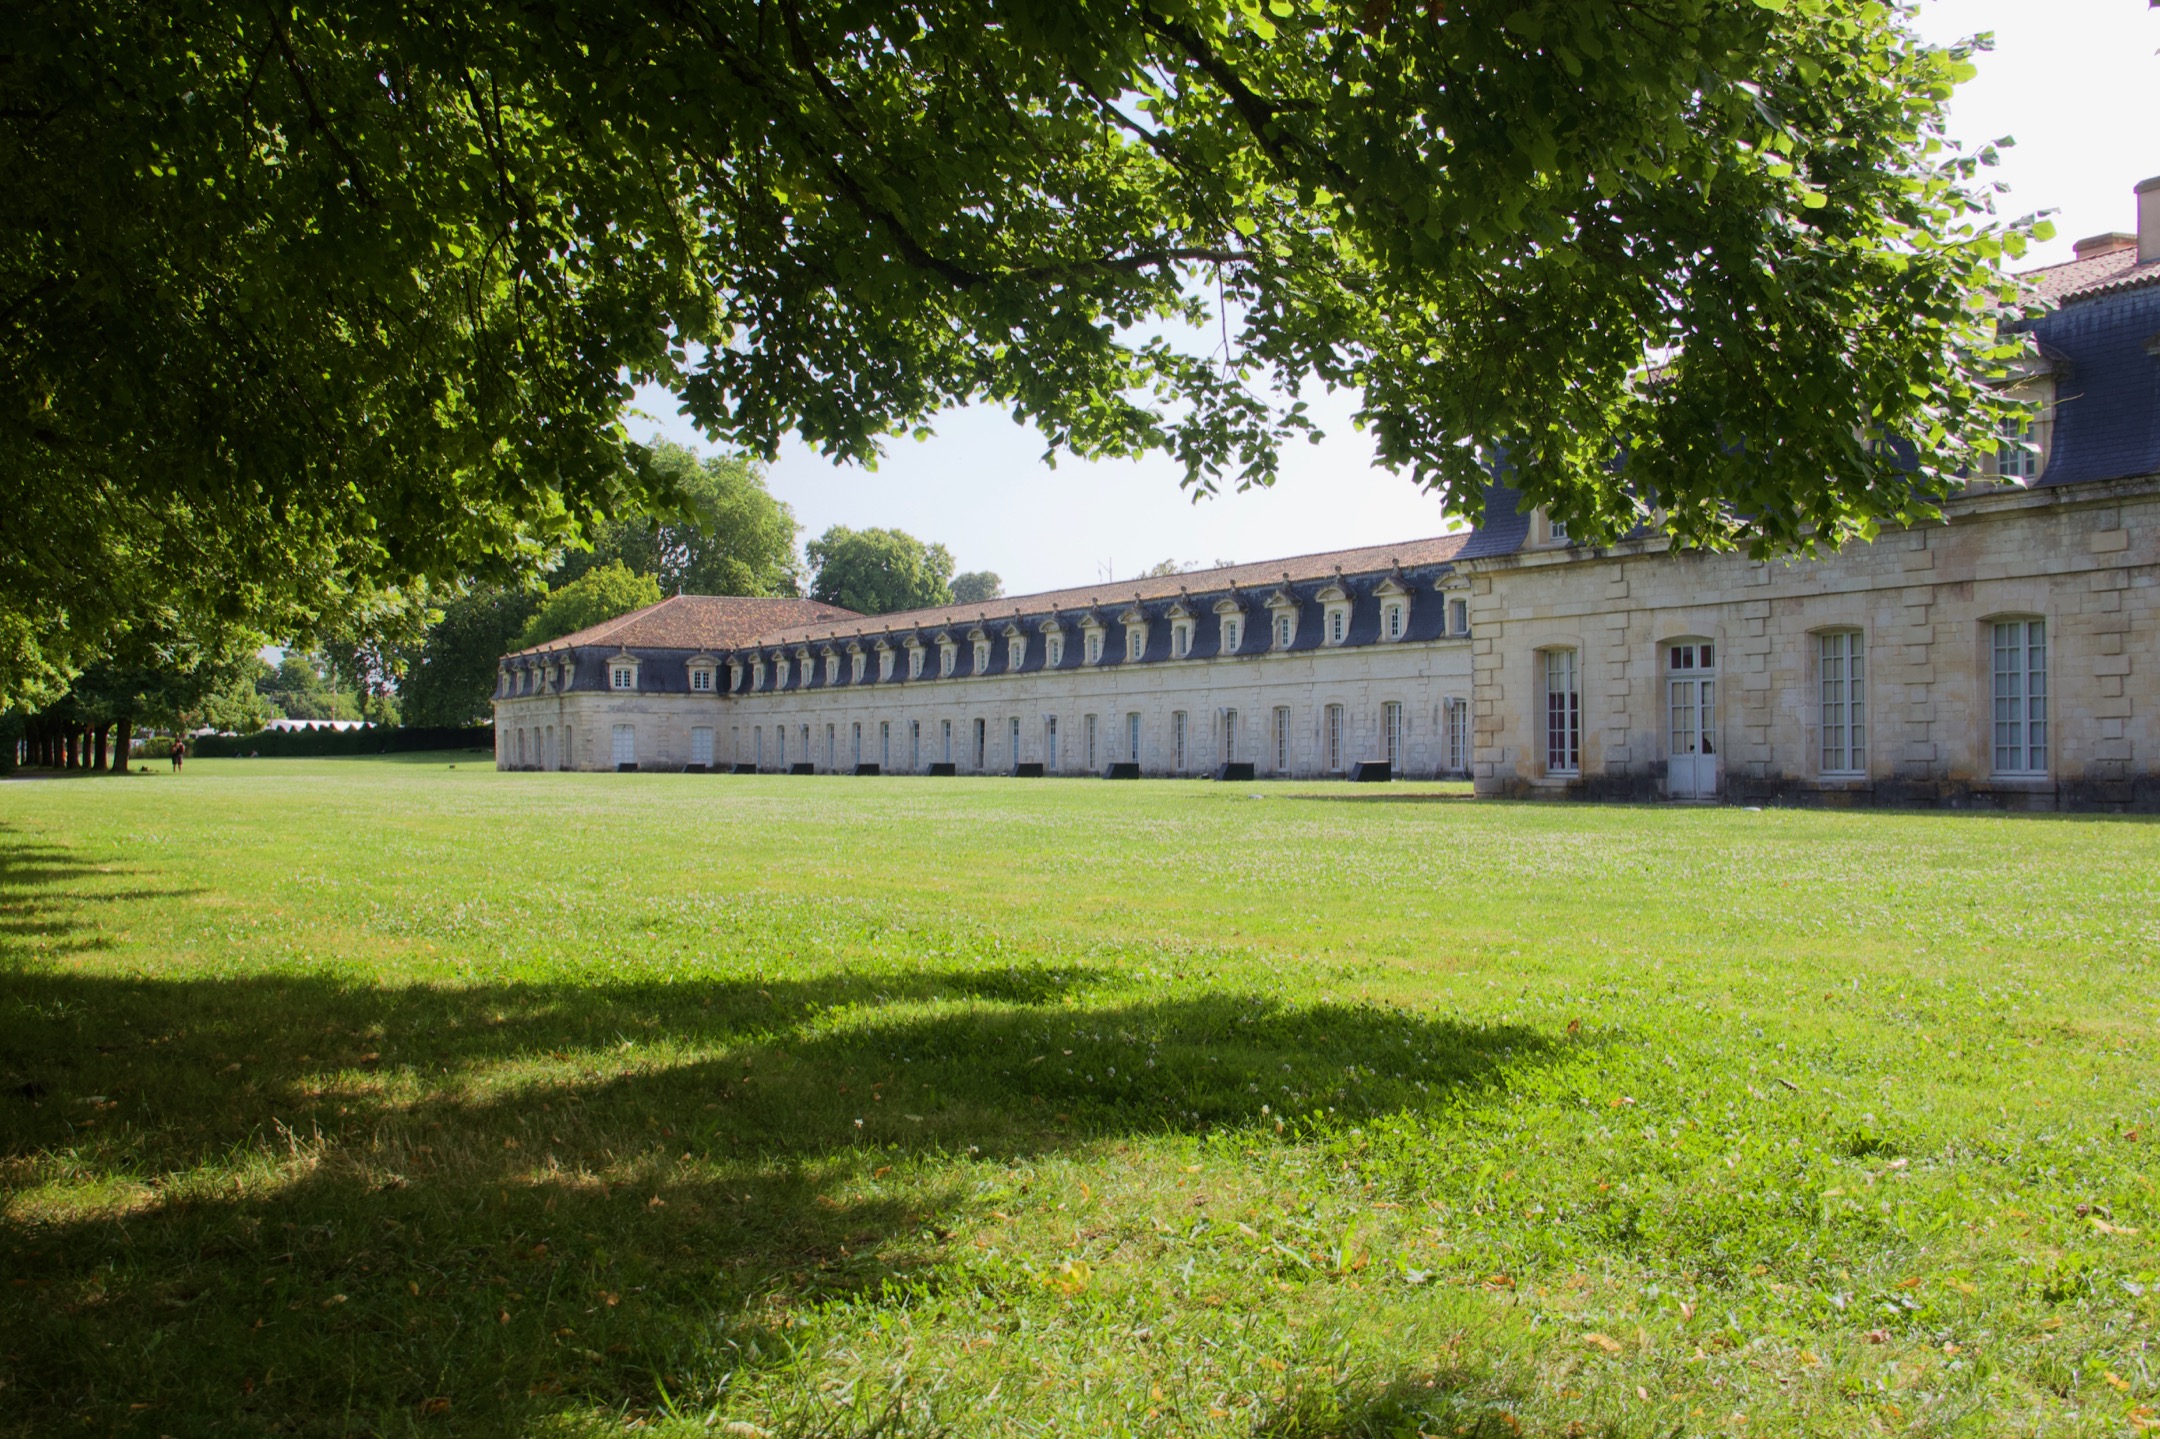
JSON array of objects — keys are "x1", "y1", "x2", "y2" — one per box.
[{"x1": 496, "y1": 180, "x2": 2160, "y2": 810}]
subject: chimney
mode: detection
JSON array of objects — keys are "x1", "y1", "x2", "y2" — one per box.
[
  {"x1": 2073, "y1": 232, "x2": 2137, "y2": 262},
  {"x1": 2140, "y1": 176, "x2": 2160, "y2": 264}
]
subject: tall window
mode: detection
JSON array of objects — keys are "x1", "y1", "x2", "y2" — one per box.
[
  {"x1": 1048, "y1": 634, "x2": 1064, "y2": 666},
  {"x1": 1992, "y1": 619, "x2": 2048, "y2": 774},
  {"x1": 1543, "y1": 649, "x2": 1581, "y2": 774},
  {"x1": 1324, "y1": 704, "x2": 1345, "y2": 772},
  {"x1": 1009, "y1": 636, "x2": 1026, "y2": 669},
  {"x1": 1172, "y1": 623, "x2": 1190, "y2": 658},
  {"x1": 910, "y1": 719, "x2": 921, "y2": 770},
  {"x1": 1448, "y1": 598, "x2": 1469, "y2": 635},
  {"x1": 1223, "y1": 708, "x2": 1238, "y2": 763},
  {"x1": 562, "y1": 725, "x2": 572, "y2": 768},
  {"x1": 880, "y1": 720, "x2": 891, "y2": 769},
  {"x1": 1126, "y1": 627, "x2": 1144, "y2": 661},
  {"x1": 611, "y1": 724, "x2": 635, "y2": 767},
  {"x1": 691, "y1": 727, "x2": 714, "y2": 767},
  {"x1": 852, "y1": 721, "x2": 862, "y2": 767},
  {"x1": 1173, "y1": 711, "x2": 1188, "y2": 770},
  {"x1": 975, "y1": 639, "x2": 991, "y2": 671},
  {"x1": 1274, "y1": 706, "x2": 1291, "y2": 772},
  {"x1": 826, "y1": 724, "x2": 836, "y2": 770},
  {"x1": 973, "y1": 717, "x2": 987, "y2": 769},
  {"x1": 1085, "y1": 713, "x2": 1098, "y2": 770},
  {"x1": 1223, "y1": 617, "x2": 1242, "y2": 652},
  {"x1": 754, "y1": 727, "x2": 763, "y2": 768},
  {"x1": 1009, "y1": 716, "x2": 1020, "y2": 768},
  {"x1": 1126, "y1": 711, "x2": 1142, "y2": 764},
  {"x1": 1328, "y1": 609, "x2": 1346, "y2": 644},
  {"x1": 1819, "y1": 632, "x2": 1866, "y2": 775},
  {"x1": 1382, "y1": 702, "x2": 1403, "y2": 769},
  {"x1": 1275, "y1": 613, "x2": 1294, "y2": 648},
  {"x1": 1385, "y1": 603, "x2": 1404, "y2": 640},
  {"x1": 909, "y1": 648, "x2": 924, "y2": 679},
  {"x1": 776, "y1": 725, "x2": 787, "y2": 766},
  {"x1": 1086, "y1": 631, "x2": 1102, "y2": 664},
  {"x1": 1046, "y1": 716, "x2": 1059, "y2": 770},
  {"x1": 1446, "y1": 699, "x2": 1469, "y2": 773},
  {"x1": 941, "y1": 719, "x2": 953, "y2": 764}
]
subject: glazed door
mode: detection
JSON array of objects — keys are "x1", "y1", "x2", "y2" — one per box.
[{"x1": 1666, "y1": 643, "x2": 1718, "y2": 797}]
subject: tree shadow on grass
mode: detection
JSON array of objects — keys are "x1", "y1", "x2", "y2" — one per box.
[{"x1": 0, "y1": 839, "x2": 1555, "y2": 1438}]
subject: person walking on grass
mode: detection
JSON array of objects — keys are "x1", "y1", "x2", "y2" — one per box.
[{"x1": 169, "y1": 738, "x2": 186, "y2": 774}]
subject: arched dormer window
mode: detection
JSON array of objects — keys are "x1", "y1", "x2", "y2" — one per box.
[
  {"x1": 876, "y1": 641, "x2": 895, "y2": 681},
  {"x1": 906, "y1": 641, "x2": 925, "y2": 680},
  {"x1": 1265, "y1": 589, "x2": 1299, "y2": 650},
  {"x1": 1213, "y1": 595, "x2": 1246, "y2": 655},
  {"x1": 610, "y1": 655, "x2": 641, "y2": 691},
  {"x1": 937, "y1": 632, "x2": 958, "y2": 677},
  {"x1": 1119, "y1": 606, "x2": 1149, "y2": 661},
  {"x1": 970, "y1": 629, "x2": 992, "y2": 673},
  {"x1": 1373, "y1": 576, "x2": 1412, "y2": 642},
  {"x1": 848, "y1": 643, "x2": 867, "y2": 684},
  {"x1": 1315, "y1": 579, "x2": 1353, "y2": 646}
]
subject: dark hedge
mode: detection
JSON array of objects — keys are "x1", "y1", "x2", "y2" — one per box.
[{"x1": 190, "y1": 725, "x2": 493, "y2": 758}]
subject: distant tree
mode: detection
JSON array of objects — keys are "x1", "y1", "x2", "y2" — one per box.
[
  {"x1": 517, "y1": 563, "x2": 664, "y2": 649},
  {"x1": 556, "y1": 442, "x2": 801, "y2": 597},
  {"x1": 257, "y1": 654, "x2": 363, "y2": 722},
  {"x1": 1140, "y1": 559, "x2": 1202, "y2": 578},
  {"x1": 400, "y1": 587, "x2": 542, "y2": 727},
  {"x1": 950, "y1": 571, "x2": 1005, "y2": 605},
  {"x1": 806, "y1": 528, "x2": 955, "y2": 616}
]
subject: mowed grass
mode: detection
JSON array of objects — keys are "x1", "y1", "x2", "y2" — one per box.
[{"x1": 2, "y1": 758, "x2": 2158, "y2": 1439}]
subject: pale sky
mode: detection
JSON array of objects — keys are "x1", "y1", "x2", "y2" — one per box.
[{"x1": 631, "y1": 0, "x2": 2160, "y2": 598}]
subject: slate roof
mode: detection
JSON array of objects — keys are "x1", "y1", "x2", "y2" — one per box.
[
  {"x1": 509, "y1": 594, "x2": 858, "y2": 656},
  {"x1": 739, "y1": 532, "x2": 1473, "y2": 647},
  {"x1": 2023, "y1": 246, "x2": 2160, "y2": 304}
]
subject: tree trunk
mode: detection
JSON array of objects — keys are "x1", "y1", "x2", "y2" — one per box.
[
  {"x1": 92, "y1": 724, "x2": 110, "y2": 773},
  {"x1": 113, "y1": 717, "x2": 134, "y2": 773},
  {"x1": 61, "y1": 726, "x2": 75, "y2": 769}
]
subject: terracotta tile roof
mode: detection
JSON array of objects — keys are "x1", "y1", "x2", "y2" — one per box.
[
  {"x1": 2022, "y1": 247, "x2": 2160, "y2": 303},
  {"x1": 510, "y1": 594, "x2": 859, "y2": 656},
  {"x1": 740, "y1": 532, "x2": 1473, "y2": 649}
]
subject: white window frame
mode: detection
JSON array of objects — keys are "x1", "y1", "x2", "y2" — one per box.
[
  {"x1": 940, "y1": 641, "x2": 958, "y2": 678},
  {"x1": 1384, "y1": 603, "x2": 1405, "y2": 641},
  {"x1": 690, "y1": 666, "x2": 713, "y2": 693},
  {"x1": 611, "y1": 723, "x2": 636, "y2": 767},
  {"x1": 1047, "y1": 633, "x2": 1064, "y2": 667},
  {"x1": 1542, "y1": 648, "x2": 1581, "y2": 775},
  {"x1": 1008, "y1": 715, "x2": 1020, "y2": 769},
  {"x1": 1448, "y1": 598, "x2": 1470, "y2": 636},
  {"x1": 1084, "y1": 713, "x2": 1098, "y2": 770},
  {"x1": 973, "y1": 717, "x2": 987, "y2": 769},
  {"x1": 1818, "y1": 630, "x2": 1866, "y2": 777},
  {"x1": 1085, "y1": 629, "x2": 1103, "y2": 664},
  {"x1": 877, "y1": 647, "x2": 895, "y2": 682},
  {"x1": 1324, "y1": 704, "x2": 1345, "y2": 773},
  {"x1": 1446, "y1": 698, "x2": 1469, "y2": 774},
  {"x1": 610, "y1": 661, "x2": 638, "y2": 692},
  {"x1": 908, "y1": 646, "x2": 924, "y2": 680},
  {"x1": 1125, "y1": 624, "x2": 1145, "y2": 661},
  {"x1": 1382, "y1": 701, "x2": 1404, "y2": 769},
  {"x1": 941, "y1": 718, "x2": 952, "y2": 764},
  {"x1": 974, "y1": 638, "x2": 992, "y2": 673},
  {"x1": 1126, "y1": 711, "x2": 1142, "y2": 764},
  {"x1": 1173, "y1": 710, "x2": 1188, "y2": 770},
  {"x1": 1045, "y1": 715, "x2": 1059, "y2": 770},
  {"x1": 1273, "y1": 706, "x2": 1291, "y2": 772},
  {"x1": 1325, "y1": 606, "x2": 1349, "y2": 645},
  {"x1": 1991, "y1": 618, "x2": 2048, "y2": 776},
  {"x1": 1223, "y1": 708, "x2": 1238, "y2": 764},
  {"x1": 1222, "y1": 616, "x2": 1242, "y2": 653},
  {"x1": 1171, "y1": 621, "x2": 1192, "y2": 659},
  {"x1": 1008, "y1": 634, "x2": 1026, "y2": 670}
]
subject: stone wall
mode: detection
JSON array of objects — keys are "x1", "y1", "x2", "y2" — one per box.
[{"x1": 1463, "y1": 476, "x2": 2160, "y2": 810}]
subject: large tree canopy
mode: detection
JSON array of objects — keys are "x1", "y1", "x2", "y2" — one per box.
[
  {"x1": 808, "y1": 527, "x2": 956, "y2": 616},
  {"x1": 2, "y1": 0, "x2": 2033, "y2": 705}
]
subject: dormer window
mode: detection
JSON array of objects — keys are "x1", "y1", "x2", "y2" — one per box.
[
  {"x1": 824, "y1": 650, "x2": 842, "y2": 685},
  {"x1": 1045, "y1": 631, "x2": 1065, "y2": 667},
  {"x1": 1222, "y1": 617, "x2": 1241, "y2": 652},
  {"x1": 774, "y1": 654, "x2": 790, "y2": 687},
  {"x1": 1007, "y1": 634, "x2": 1026, "y2": 669},
  {"x1": 907, "y1": 645, "x2": 924, "y2": 680},
  {"x1": 749, "y1": 658, "x2": 765, "y2": 690},
  {"x1": 939, "y1": 638, "x2": 957, "y2": 677},
  {"x1": 1329, "y1": 610, "x2": 1346, "y2": 643},
  {"x1": 974, "y1": 638, "x2": 991, "y2": 672},
  {"x1": 1084, "y1": 627, "x2": 1103, "y2": 664},
  {"x1": 610, "y1": 658, "x2": 639, "y2": 691},
  {"x1": 1315, "y1": 582, "x2": 1352, "y2": 646},
  {"x1": 850, "y1": 648, "x2": 867, "y2": 683},
  {"x1": 1127, "y1": 627, "x2": 1144, "y2": 660},
  {"x1": 728, "y1": 661, "x2": 743, "y2": 691},
  {"x1": 1533, "y1": 509, "x2": 1571, "y2": 547},
  {"x1": 1448, "y1": 598, "x2": 1469, "y2": 635},
  {"x1": 877, "y1": 645, "x2": 895, "y2": 681},
  {"x1": 1171, "y1": 621, "x2": 1192, "y2": 658},
  {"x1": 689, "y1": 664, "x2": 714, "y2": 693}
]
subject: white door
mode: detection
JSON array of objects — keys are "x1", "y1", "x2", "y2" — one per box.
[
  {"x1": 1666, "y1": 643, "x2": 1717, "y2": 796},
  {"x1": 691, "y1": 727, "x2": 713, "y2": 766},
  {"x1": 611, "y1": 724, "x2": 636, "y2": 767}
]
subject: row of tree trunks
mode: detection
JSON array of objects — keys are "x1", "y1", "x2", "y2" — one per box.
[{"x1": 16, "y1": 713, "x2": 136, "y2": 772}]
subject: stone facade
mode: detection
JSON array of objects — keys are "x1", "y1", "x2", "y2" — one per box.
[{"x1": 1462, "y1": 475, "x2": 2160, "y2": 810}]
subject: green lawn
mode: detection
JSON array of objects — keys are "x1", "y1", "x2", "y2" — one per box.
[{"x1": 3, "y1": 759, "x2": 2156, "y2": 1438}]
